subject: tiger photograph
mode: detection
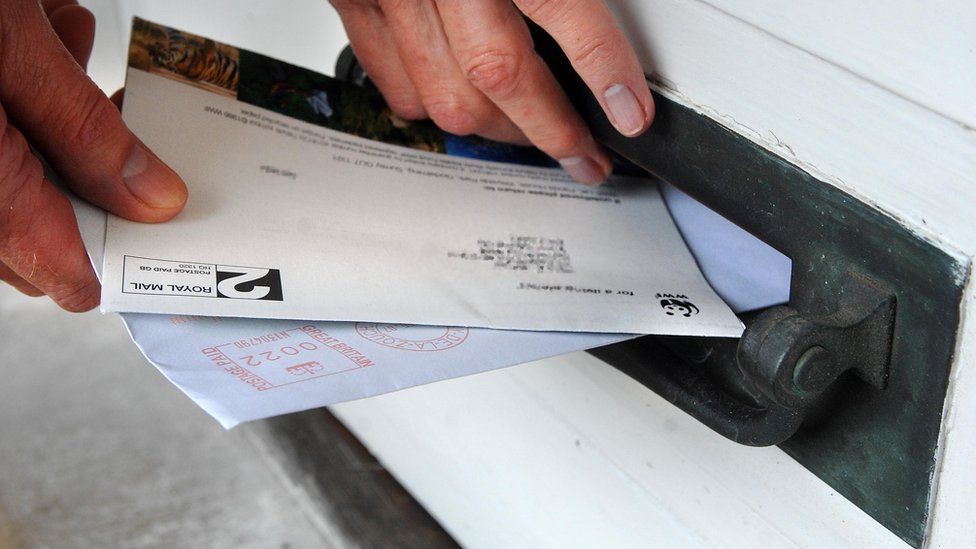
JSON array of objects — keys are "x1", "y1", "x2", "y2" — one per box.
[
  {"x1": 124, "y1": 19, "x2": 552, "y2": 162},
  {"x1": 128, "y1": 18, "x2": 239, "y2": 97}
]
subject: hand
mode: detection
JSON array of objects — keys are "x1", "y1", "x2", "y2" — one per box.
[
  {"x1": 0, "y1": 0, "x2": 187, "y2": 311},
  {"x1": 330, "y1": 0, "x2": 654, "y2": 184}
]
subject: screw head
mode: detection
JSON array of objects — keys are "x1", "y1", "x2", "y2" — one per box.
[{"x1": 792, "y1": 346, "x2": 833, "y2": 394}]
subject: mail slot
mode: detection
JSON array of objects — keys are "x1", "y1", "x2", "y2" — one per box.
[
  {"x1": 530, "y1": 28, "x2": 964, "y2": 547},
  {"x1": 334, "y1": 29, "x2": 965, "y2": 545}
]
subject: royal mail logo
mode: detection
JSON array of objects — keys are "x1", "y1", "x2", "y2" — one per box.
[
  {"x1": 122, "y1": 256, "x2": 283, "y2": 301},
  {"x1": 215, "y1": 267, "x2": 283, "y2": 301}
]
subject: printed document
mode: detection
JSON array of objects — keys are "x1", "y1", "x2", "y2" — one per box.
[{"x1": 99, "y1": 19, "x2": 743, "y2": 336}]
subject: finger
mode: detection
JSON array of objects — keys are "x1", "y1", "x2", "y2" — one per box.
[
  {"x1": 436, "y1": 0, "x2": 611, "y2": 184},
  {"x1": 47, "y1": 4, "x2": 95, "y2": 70},
  {"x1": 379, "y1": 0, "x2": 528, "y2": 144},
  {"x1": 514, "y1": 0, "x2": 653, "y2": 137},
  {"x1": 40, "y1": 0, "x2": 77, "y2": 17},
  {"x1": 0, "y1": 109, "x2": 100, "y2": 312},
  {"x1": 0, "y1": 261, "x2": 45, "y2": 298},
  {"x1": 0, "y1": 1, "x2": 187, "y2": 223},
  {"x1": 110, "y1": 88, "x2": 124, "y2": 111},
  {"x1": 331, "y1": 1, "x2": 427, "y2": 120}
]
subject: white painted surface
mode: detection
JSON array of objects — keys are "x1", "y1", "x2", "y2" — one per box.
[
  {"x1": 608, "y1": 0, "x2": 975, "y2": 259},
  {"x1": 927, "y1": 277, "x2": 976, "y2": 548},
  {"x1": 78, "y1": 1, "x2": 975, "y2": 547},
  {"x1": 333, "y1": 353, "x2": 904, "y2": 548},
  {"x1": 596, "y1": 2, "x2": 976, "y2": 547},
  {"x1": 700, "y1": 0, "x2": 976, "y2": 128},
  {"x1": 332, "y1": 0, "x2": 976, "y2": 545}
]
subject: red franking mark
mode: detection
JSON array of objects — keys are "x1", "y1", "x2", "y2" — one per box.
[
  {"x1": 354, "y1": 323, "x2": 469, "y2": 351},
  {"x1": 201, "y1": 325, "x2": 376, "y2": 392}
]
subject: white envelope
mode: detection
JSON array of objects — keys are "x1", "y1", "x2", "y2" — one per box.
[
  {"x1": 70, "y1": 173, "x2": 788, "y2": 430},
  {"x1": 61, "y1": 20, "x2": 796, "y2": 428},
  {"x1": 98, "y1": 20, "x2": 743, "y2": 336},
  {"x1": 121, "y1": 314, "x2": 632, "y2": 428},
  {"x1": 69, "y1": 173, "x2": 632, "y2": 429}
]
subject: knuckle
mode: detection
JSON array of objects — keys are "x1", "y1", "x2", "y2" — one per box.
[
  {"x1": 0, "y1": 2, "x2": 29, "y2": 49},
  {"x1": 462, "y1": 47, "x2": 525, "y2": 98},
  {"x1": 52, "y1": 279, "x2": 99, "y2": 312},
  {"x1": 514, "y1": 0, "x2": 562, "y2": 21},
  {"x1": 0, "y1": 129, "x2": 44, "y2": 217},
  {"x1": 424, "y1": 94, "x2": 481, "y2": 136},
  {"x1": 330, "y1": 0, "x2": 381, "y2": 13},
  {"x1": 385, "y1": 96, "x2": 427, "y2": 121},
  {"x1": 377, "y1": 0, "x2": 410, "y2": 11},
  {"x1": 59, "y1": 92, "x2": 121, "y2": 155},
  {"x1": 2, "y1": 211, "x2": 34, "y2": 259},
  {"x1": 2, "y1": 203, "x2": 42, "y2": 266},
  {"x1": 538, "y1": 128, "x2": 584, "y2": 156},
  {"x1": 571, "y1": 31, "x2": 618, "y2": 72}
]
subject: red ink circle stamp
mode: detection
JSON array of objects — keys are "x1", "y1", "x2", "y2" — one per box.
[{"x1": 355, "y1": 323, "x2": 469, "y2": 352}]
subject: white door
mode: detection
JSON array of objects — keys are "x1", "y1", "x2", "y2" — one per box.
[{"x1": 83, "y1": 1, "x2": 976, "y2": 546}]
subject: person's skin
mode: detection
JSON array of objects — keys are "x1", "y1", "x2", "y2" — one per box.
[
  {"x1": 330, "y1": 0, "x2": 654, "y2": 184},
  {"x1": 0, "y1": 0, "x2": 188, "y2": 311},
  {"x1": 1, "y1": 0, "x2": 651, "y2": 312}
]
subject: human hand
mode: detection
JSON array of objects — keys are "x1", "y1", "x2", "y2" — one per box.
[
  {"x1": 0, "y1": 0, "x2": 187, "y2": 311},
  {"x1": 330, "y1": 0, "x2": 653, "y2": 184}
]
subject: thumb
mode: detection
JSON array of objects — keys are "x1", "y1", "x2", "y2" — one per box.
[{"x1": 0, "y1": 1, "x2": 186, "y2": 223}]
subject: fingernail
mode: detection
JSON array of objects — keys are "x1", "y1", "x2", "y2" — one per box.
[
  {"x1": 559, "y1": 156, "x2": 606, "y2": 185},
  {"x1": 122, "y1": 143, "x2": 187, "y2": 209},
  {"x1": 603, "y1": 84, "x2": 646, "y2": 137}
]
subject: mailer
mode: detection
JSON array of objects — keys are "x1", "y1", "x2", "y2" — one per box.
[
  {"x1": 99, "y1": 19, "x2": 744, "y2": 337},
  {"x1": 72, "y1": 180, "x2": 787, "y2": 429},
  {"x1": 65, "y1": 20, "x2": 795, "y2": 428},
  {"x1": 71, "y1": 166, "x2": 634, "y2": 429},
  {"x1": 122, "y1": 314, "x2": 631, "y2": 428}
]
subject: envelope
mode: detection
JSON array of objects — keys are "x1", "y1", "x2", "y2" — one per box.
[
  {"x1": 98, "y1": 19, "x2": 743, "y2": 337},
  {"x1": 123, "y1": 314, "x2": 634, "y2": 428},
  {"x1": 66, "y1": 166, "x2": 631, "y2": 429},
  {"x1": 69, "y1": 173, "x2": 787, "y2": 430}
]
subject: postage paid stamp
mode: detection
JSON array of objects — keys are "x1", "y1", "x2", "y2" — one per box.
[
  {"x1": 355, "y1": 323, "x2": 469, "y2": 352},
  {"x1": 201, "y1": 325, "x2": 375, "y2": 391}
]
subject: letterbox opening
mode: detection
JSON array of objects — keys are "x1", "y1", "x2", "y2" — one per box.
[{"x1": 658, "y1": 182, "x2": 793, "y2": 314}]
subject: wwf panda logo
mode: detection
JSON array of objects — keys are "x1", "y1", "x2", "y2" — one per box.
[{"x1": 657, "y1": 293, "x2": 700, "y2": 317}]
